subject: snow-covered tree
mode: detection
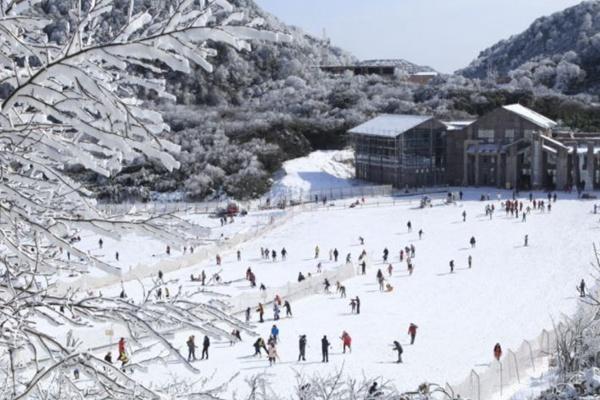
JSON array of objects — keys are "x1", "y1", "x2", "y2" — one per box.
[{"x1": 0, "y1": 0, "x2": 287, "y2": 398}]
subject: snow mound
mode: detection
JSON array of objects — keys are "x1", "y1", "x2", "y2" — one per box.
[{"x1": 269, "y1": 150, "x2": 356, "y2": 198}]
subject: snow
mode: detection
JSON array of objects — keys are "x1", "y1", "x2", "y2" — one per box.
[
  {"x1": 268, "y1": 150, "x2": 357, "y2": 199},
  {"x1": 51, "y1": 189, "x2": 600, "y2": 397},
  {"x1": 348, "y1": 114, "x2": 433, "y2": 138},
  {"x1": 503, "y1": 104, "x2": 558, "y2": 130}
]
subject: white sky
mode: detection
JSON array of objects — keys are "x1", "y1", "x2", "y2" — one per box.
[{"x1": 254, "y1": 0, "x2": 585, "y2": 73}]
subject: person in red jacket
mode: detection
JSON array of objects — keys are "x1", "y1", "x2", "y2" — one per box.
[
  {"x1": 408, "y1": 323, "x2": 418, "y2": 345},
  {"x1": 341, "y1": 331, "x2": 352, "y2": 353},
  {"x1": 117, "y1": 337, "x2": 128, "y2": 367},
  {"x1": 493, "y1": 343, "x2": 502, "y2": 361}
]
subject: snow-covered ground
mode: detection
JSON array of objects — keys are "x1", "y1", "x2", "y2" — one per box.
[
  {"x1": 268, "y1": 150, "x2": 357, "y2": 200},
  {"x1": 53, "y1": 189, "x2": 600, "y2": 397}
]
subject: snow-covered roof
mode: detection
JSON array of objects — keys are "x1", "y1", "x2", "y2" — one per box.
[
  {"x1": 348, "y1": 114, "x2": 433, "y2": 138},
  {"x1": 412, "y1": 71, "x2": 439, "y2": 76},
  {"x1": 442, "y1": 120, "x2": 476, "y2": 131},
  {"x1": 502, "y1": 104, "x2": 557, "y2": 130}
]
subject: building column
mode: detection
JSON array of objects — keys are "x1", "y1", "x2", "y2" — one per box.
[
  {"x1": 586, "y1": 142, "x2": 595, "y2": 191},
  {"x1": 555, "y1": 148, "x2": 568, "y2": 191},
  {"x1": 505, "y1": 146, "x2": 517, "y2": 190},
  {"x1": 474, "y1": 146, "x2": 480, "y2": 186},
  {"x1": 531, "y1": 137, "x2": 543, "y2": 189},
  {"x1": 462, "y1": 142, "x2": 470, "y2": 186},
  {"x1": 496, "y1": 153, "x2": 502, "y2": 188}
]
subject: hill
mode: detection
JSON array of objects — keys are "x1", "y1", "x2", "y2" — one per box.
[{"x1": 459, "y1": 1, "x2": 600, "y2": 95}]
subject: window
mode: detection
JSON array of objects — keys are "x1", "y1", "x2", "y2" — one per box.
[
  {"x1": 505, "y1": 129, "x2": 515, "y2": 139},
  {"x1": 478, "y1": 129, "x2": 494, "y2": 140}
]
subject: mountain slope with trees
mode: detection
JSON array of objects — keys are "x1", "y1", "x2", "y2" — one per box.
[{"x1": 459, "y1": 0, "x2": 600, "y2": 95}]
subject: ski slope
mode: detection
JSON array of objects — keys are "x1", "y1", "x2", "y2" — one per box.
[
  {"x1": 269, "y1": 150, "x2": 356, "y2": 199},
  {"x1": 64, "y1": 190, "x2": 600, "y2": 397}
]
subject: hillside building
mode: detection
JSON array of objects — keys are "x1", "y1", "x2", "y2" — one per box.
[{"x1": 349, "y1": 104, "x2": 600, "y2": 191}]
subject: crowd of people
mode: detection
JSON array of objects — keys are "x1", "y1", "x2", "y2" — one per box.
[{"x1": 89, "y1": 189, "x2": 593, "y2": 393}]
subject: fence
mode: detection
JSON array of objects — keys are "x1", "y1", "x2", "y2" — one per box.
[
  {"x1": 448, "y1": 327, "x2": 558, "y2": 400},
  {"x1": 225, "y1": 261, "x2": 356, "y2": 314},
  {"x1": 267, "y1": 184, "x2": 394, "y2": 205},
  {"x1": 96, "y1": 185, "x2": 395, "y2": 217}
]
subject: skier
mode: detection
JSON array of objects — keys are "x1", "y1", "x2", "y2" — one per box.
[
  {"x1": 339, "y1": 284, "x2": 347, "y2": 298},
  {"x1": 253, "y1": 338, "x2": 267, "y2": 357},
  {"x1": 333, "y1": 248, "x2": 339, "y2": 262},
  {"x1": 117, "y1": 337, "x2": 129, "y2": 368},
  {"x1": 115, "y1": 251, "x2": 119, "y2": 261},
  {"x1": 201, "y1": 270, "x2": 206, "y2": 286},
  {"x1": 298, "y1": 272, "x2": 306, "y2": 282},
  {"x1": 166, "y1": 245, "x2": 170, "y2": 256},
  {"x1": 470, "y1": 236, "x2": 476, "y2": 248},
  {"x1": 284, "y1": 300, "x2": 292, "y2": 317},
  {"x1": 408, "y1": 323, "x2": 418, "y2": 345},
  {"x1": 298, "y1": 335, "x2": 307, "y2": 361},
  {"x1": 158, "y1": 270, "x2": 164, "y2": 281},
  {"x1": 281, "y1": 247, "x2": 287, "y2": 261},
  {"x1": 341, "y1": 331, "x2": 352, "y2": 353},
  {"x1": 579, "y1": 279, "x2": 586, "y2": 297},
  {"x1": 361, "y1": 260, "x2": 367, "y2": 275},
  {"x1": 399, "y1": 249, "x2": 404, "y2": 262},
  {"x1": 393, "y1": 341, "x2": 403, "y2": 363},
  {"x1": 98, "y1": 238, "x2": 103, "y2": 249},
  {"x1": 216, "y1": 254, "x2": 221, "y2": 266},
  {"x1": 321, "y1": 335, "x2": 331, "y2": 363},
  {"x1": 462, "y1": 210, "x2": 467, "y2": 222},
  {"x1": 323, "y1": 278, "x2": 331, "y2": 293},
  {"x1": 104, "y1": 352, "x2": 112, "y2": 364},
  {"x1": 468, "y1": 255, "x2": 472, "y2": 269},
  {"x1": 449, "y1": 259, "x2": 455, "y2": 273},
  {"x1": 349, "y1": 298, "x2": 356, "y2": 313},
  {"x1": 418, "y1": 229, "x2": 423, "y2": 240},
  {"x1": 359, "y1": 236, "x2": 364, "y2": 245},
  {"x1": 273, "y1": 303, "x2": 280, "y2": 320},
  {"x1": 201, "y1": 336, "x2": 210, "y2": 360},
  {"x1": 407, "y1": 221, "x2": 412, "y2": 232},
  {"x1": 314, "y1": 245, "x2": 320, "y2": 259},
  {"x1": 271, "y1": 325, "x2": 279, "y2": 344},
  {"x1": 387, "y1": 263, "x2": 393, "y2": 277},
  {"x1": 410, "y1": 244, "x2": 416, "y2": 258},
  {"x1": 237, "y1": 250, "x2": 241, "y2": 262},
  {"x1": 271, "y1": 249, "x2": 277, "y2": 262},
  {"x1": 493, "y1": 343, "x2": 502, "y2": 360},
  {"x1": 186, "y1": 335, "x2": 197, "y2": 361},
  {"x1": 257, "y1": 303, "x2": 265, "y2": 323},
  {"x1": 355, "y1": 296, "x2": 361, "y2": 314},
  {"x1": 268, "y1": 343, "x2": 279, "y2": 366},
  {"x1": 245, "y1": 307, "x2": 251, "y2": 322},
  {"x1": 524, "y1": 234, "x2": 528, "y2": 247},
  {"x1": 383, "y1": 248, "x2": 389, "y2": 263}
]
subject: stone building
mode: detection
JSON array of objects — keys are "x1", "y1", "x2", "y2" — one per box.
[{"x1": 349, "y1": 104, "x2": 600, "y2": 191}]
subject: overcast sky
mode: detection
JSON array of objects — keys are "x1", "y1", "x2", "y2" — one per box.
[{"x1": 254, "y1": 0, "x2": 584, "y2": 73}]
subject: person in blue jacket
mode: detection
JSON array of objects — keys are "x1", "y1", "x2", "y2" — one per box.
[{"x1": 271, "y1": 324, "x2": 279, "y2": 343}]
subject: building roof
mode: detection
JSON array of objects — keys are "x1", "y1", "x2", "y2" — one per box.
[
  {"x1": 348, "y1": 114, "x2": 433, "y2": 138},
  {"x1": 502, "y1": 104, "x2": 557, "y2": 130}
]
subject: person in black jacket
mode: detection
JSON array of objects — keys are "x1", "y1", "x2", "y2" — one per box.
[
  {"x1": 298, "y1": 335, "x2": 307, "y2": 361},
  {"x1": 321, "y1": 335, "x2": 330, "y2": 363},
  {"x1": 201, "y1": 335, "x2": 210, "y2": 360},
  {"x1": 393, "y1": 341, "x2": 403, "y2": 363},
  {"x1": 284, "y1": 300, "x2": 292, "y2": 317}
]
